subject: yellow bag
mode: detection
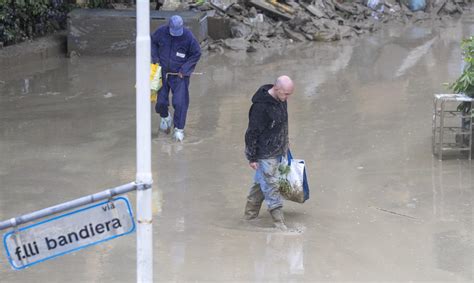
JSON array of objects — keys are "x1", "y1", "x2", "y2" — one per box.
[{"x1": 150, "y1": 63, "x2": 162, "y2": 103}]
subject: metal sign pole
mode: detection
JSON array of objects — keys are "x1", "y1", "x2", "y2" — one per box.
[{"x1": 136, "y1": 1, "x2": 153, "y2": 282}]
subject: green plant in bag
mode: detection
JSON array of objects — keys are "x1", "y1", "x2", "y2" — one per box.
[{"x1": 278, "y1": 164, "x2": 291, "y2": 196}]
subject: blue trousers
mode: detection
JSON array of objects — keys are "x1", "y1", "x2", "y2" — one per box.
[
  {"x1": 247, "y1": 157, "x2": 286, "y2": 210},
  {"x1": 155, "y1": 74, "x2": 190, "y2": 130}
]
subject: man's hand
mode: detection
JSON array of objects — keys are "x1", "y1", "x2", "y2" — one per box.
[
  {"x1": 249, "y1": 162, "x2": 259, "y2": 170},
  {"x1": 178, "y1": 72, "x2": 184, "y2": 79}
]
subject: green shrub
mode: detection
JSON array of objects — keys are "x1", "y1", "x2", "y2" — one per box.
[
  {"x1": 0, "y1": 0, "x2": 71, "y2": 47},
  {"x1": 449, "y1": 36, "x2": 474, "y2": 111}
]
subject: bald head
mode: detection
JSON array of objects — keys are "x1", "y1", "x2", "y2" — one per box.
[
  {"x1": 271, "y1": 75, "x2": 294, "y2": 102},
  {"x1": 275, "y1": 75, "x2": 294, "y2": 91}
]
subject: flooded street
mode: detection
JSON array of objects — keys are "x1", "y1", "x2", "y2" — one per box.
[{"x1": 1, "y1": 14, "x2": 473, "y2": 282}]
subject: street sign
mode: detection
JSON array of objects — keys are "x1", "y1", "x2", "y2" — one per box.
[{"x1": 3, "y1": 196, "x2": 135, "y2": 270}]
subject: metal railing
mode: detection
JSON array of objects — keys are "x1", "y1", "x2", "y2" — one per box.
[{"x1": 0, "y1": 182, "x2": 140, "y2": 231}]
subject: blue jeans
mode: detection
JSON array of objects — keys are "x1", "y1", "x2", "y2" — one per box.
[{"x1": 248, "y1": 156, "x2": 286, "y2": 210}]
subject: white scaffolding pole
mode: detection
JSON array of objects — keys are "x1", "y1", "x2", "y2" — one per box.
[{"x1": 136, "y1": 0, "x2": 153, "y2": 282}]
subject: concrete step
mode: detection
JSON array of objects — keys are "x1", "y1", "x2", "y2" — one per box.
[{"x1": 67, "y1": 9, "x2": 208, "y2": 56}]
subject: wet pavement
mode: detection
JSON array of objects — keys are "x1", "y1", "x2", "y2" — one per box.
[{"x1": 1, "y1": 14, "x2": 473, "y2": 283}]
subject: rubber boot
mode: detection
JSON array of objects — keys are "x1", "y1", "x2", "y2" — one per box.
[
  {"x1": 173, "y1": 128, "x2": 184, "y2": 142},
  {"x1": 159, "y1": 113, "x2": 172, "y2": 134},
  {"x1": 244, "y1": 201, "x2": 262, "y2": 220},
  {"x1": 270, "y1": 207, "x2": 287, "y2": 230}
]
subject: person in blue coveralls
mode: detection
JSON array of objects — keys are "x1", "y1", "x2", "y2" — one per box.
[{"x1": 151, "y1": 15, "x2": 201, "y2": 142}]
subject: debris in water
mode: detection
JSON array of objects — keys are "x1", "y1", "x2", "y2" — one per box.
[
  {"x1": 104, "y1": 92, "x2": 114, "y2": 98},
  {"x1": 369, "y1": 205, "x2": 419, "y2": 220}
]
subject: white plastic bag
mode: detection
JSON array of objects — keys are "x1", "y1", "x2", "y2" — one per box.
[{"x1": 278, "y1": 150, "x2": 310, "y2": 203}]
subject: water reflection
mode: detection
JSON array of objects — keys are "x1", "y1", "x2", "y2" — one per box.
[
  {"x1": 22, "y1": 78, "x2": 30, "y2": 94},
  {"x1": 170, "y1": 241, "x2": 186, "y2": 272},
  {"x1": 254, "y1": 233, "x2": 304, "y2": 281},
  {"x1": 1, "y1": 65, "x2": 69, "y2": 101},
  {"x1": 431, "y1": 160, "x2": 473, "y2": 280},
  {"x1": 434, "y1": 230, "x2": 473, "y2": 280}
]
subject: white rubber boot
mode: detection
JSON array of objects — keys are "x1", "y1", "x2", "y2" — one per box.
[
  {"x1": 159, "y1": 113, "x2": 172, "y2": 134},
  {"x1": 173, "y1": 128, "x2": 184, "y2": 142}
]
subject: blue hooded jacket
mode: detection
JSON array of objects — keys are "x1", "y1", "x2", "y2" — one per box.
[{"x1": 151, "y1": 25, "x2": 201, "y2": 76}]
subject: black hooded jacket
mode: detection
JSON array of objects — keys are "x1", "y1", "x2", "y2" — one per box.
[{"x1": 245, "y1": 84, "x2": 289, "y2": 162}]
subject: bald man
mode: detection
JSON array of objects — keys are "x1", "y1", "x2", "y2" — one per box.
[{"x1": 244, "y1": 75, "x2": 294, "y2": 230}]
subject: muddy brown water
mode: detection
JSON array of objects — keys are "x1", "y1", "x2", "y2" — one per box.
[{"x1": 0, "y1": 14, "x2": 473, "y2": 282}]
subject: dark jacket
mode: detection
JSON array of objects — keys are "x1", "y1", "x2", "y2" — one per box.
[
  {"x1": 245, "y1": 84, "x2": 289, "y2": 162},
  {"x1": 151, "y1": 25, "x2": 201, "y2": 76}
]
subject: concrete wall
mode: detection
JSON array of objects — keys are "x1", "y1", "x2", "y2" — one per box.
[
  {"x1": 67, "y1": 9, "x2": 208, "y2": 56},
  {"x1": 0, "y1": 33, "x2": 66, "y2": 70}
]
